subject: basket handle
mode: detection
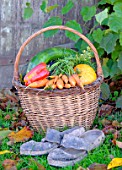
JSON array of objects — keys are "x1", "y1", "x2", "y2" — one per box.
[{"x1": 14, "y1": 25, "x2": 103, "y2": 81}]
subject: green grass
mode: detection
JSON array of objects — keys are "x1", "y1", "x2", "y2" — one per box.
[{"x1": 0, "y1": 108, "x2": 122, "y2": 170}]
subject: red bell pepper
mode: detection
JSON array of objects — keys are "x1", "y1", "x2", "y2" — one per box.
[
  {"x1": 24, "y1": 62, "x2": 46, "y2": 83},
  {"x1": 30, "y1": 69, "x2": 49, "y2": 83}
]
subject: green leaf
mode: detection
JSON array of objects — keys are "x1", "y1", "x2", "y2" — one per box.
[
  {"x1": 102, "y1": 58, "x2": 109, "y2": 66},
  {"x1": 113, "y1": 2, "x2": 122, "y2": 17},
  {"x1": 80, "y1": 6, "x2": 96, "y2": 22},
  {"x1": 100, "y1": 32, "x2": 118, "y2": 54},
  {"x1": 116, "y1": 95, "x2": 122, "y2": 108},
  {"x1": 46, "y1": 4, "x2": 59, "y2": 13},
  {"x1": 102, "y1": 65, "x2": 110, "y2": 78},
  {"x1": 92, "y1": 28, "x2": 103, "y2": 43},
  {"x1": 119, "y1": 32, "x2": 122, "y2": 46},
  {"x1": 61, "y1": 0, "x2": 74, "y2": 15},
  {"x1": 75, "y1": 34, "x2": 93, "y2": 51},
  {"x1": 43, "y1": 17, "x2": 62, "y2": 38},
  {"x1": 98, "y1": 0, "x2": 118, "y2": 5},
  {"x1": 110, "y1": 62, "x2": 121, "y2": 77},
  {"x1": 95, "y1": 8, "x2": 108, "y2": 25},
  {"x1": 23, "y1": 7, "x2": 33, "y2": 19},
  {"x1": 40, "y1": 0, "x2": 48, "y2": 13},
  {"x1": 100, "y1": 82, "x2": 111, "y2": 100},
  {"x1": 98, "y1": 0, "x2": 107, "y2": 5},
  {"x1": 26, "y1": 2, "x2": 31, "y2": 7},
  {"x1": 65, "y1": 20, "x2": 82, "y2": 42},
  {"x1": 0, "y1": 129, "x2": 12, "y2": 140},
  {"x1": 118, "y1": 54, "x2": 122, "y2": 71},
  {"x1": 112, "y1": 43, "x2": 122, "y2": 61},
  {"x1": 108, "y1": 13, "x2": 122, "y2": 33}
]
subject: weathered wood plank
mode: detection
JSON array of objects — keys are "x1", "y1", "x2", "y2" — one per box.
[{"x1": 0, "y1": 0, "x2": 95, "y2": 88}]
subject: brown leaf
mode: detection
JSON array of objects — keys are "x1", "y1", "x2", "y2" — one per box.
[
  {"x1": 2, "y1": 159, "x2": 17, "y2": 170},
  {"x1": 4, "y1": 115, "x2": 11, "y2": 120},
  {"x1": 98, "y1": 104, "x2": 114, "y2": 117},
  {"x1": 8, "y1": 127, "x2": 34, "y2": 143},
  {"x1": 113, "y1": 130, "x2": 119, "y2": 140},
  {"x1": 29, "y1": 158, "x2": 46, "y2": 170},
  {"x1": 102, "y1": 125, "x2": 116, "y2": 135},
  {"x1": 101, "y1": 118, "x2": 112, "y2": 127},
  {"x1": 0, "y1": 103, "x2": 7, "y2": 110},
  {"x1": 77, "y1": 166, "x2": 86, "y2": 170},
  {"x1": 112, "y1": 140, "x2": 122, "y2": 149},
  {"x1": 112, "y1": 120, "x2": 122, "y2": 128},
  {"x1": 6, "y1": 94, "x2": 18, "y2": 103},
  {"x1": 88, "y1": 163, "x2": 107, "y2": 170}
]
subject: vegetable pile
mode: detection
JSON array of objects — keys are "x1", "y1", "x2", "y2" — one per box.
[{"x1": 23, "y1": 47, "x2": 97, "y2": 90}]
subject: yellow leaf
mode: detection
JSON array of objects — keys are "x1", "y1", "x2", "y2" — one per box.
[
  {"x1": 8, "y1": 127, "x2": 34, "y2": 143},
  {"x1": 107, "y1": 158, "x2": 122, "y2": 169},
  {"x1": 0, "y1": 150, "x2": 12, "y2": 155}
]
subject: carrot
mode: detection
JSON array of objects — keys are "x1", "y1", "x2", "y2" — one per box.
[
  {"x1": 62, "y1": 75, "x2": 68, "y2": 84},
  {"x1": 45, "y1": 79, "x2": 54, "y2": 87},
  {"x1": 59, "y1": 73, "x2": 62, "y2": 78},
  {"x1": 79, "y1": 79, "x2": 84, "y2": 90},
  {"x1": 28, "y1": 78, "x2": 48, "y2": 88},
  {"x1": 68, "y1": 75, "x2": 76, "y2": 87},
  {"x1": 64, "y1": 83, "x2": 71, "y2": 89},
  {"x1": 72, "y1": 74, "x2": 84, "y2": 90},
  {"x1": 56, "y1": 78, "x2": 64, "y2": 89},
  {"x1": 54, "y1": 76, "x2": 59, "y2": 84},
  {"x1": 51, "y1": 84, "x2": 57, "y2": 89}
]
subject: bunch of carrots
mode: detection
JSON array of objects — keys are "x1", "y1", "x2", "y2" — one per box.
[{"x1": 24, "y1": 62, "x2": 84, "y2": 90}]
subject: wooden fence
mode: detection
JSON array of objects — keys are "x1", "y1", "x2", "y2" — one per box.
[{"x1": 0, "y1": 0, "x2": 97, "y2": 88}]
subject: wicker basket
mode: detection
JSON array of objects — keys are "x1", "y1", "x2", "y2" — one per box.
[{"x1": 13, "y1": 26, "x2": 104, "y2": 131}]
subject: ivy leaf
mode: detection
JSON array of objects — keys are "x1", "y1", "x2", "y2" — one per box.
[
  {"x1": 108, "y1": 13, "x2": 122, "y2": 33},
  {"x1": 95, "y1": 8, "x2": 108, "y2": 25},
  {"x1": 100, "y1": 82, "x2": 111, "y2": 100},
  {"x1": 92, "y1": 28, "x2": 103, "y2": 43},
  {"x1": 61, "y1": 0, "x2": 74, "y2": 15},
  {"x1": 74, "y1": 34, "x2": 93, "y2": 51},
  {"x1": 40, "y1": 0, "x2": 48, "y2": 13},
  {"x1": 118, "y1": 54, "x2": 122, "y2": 71},
  {"x1": 119, "y1": 32, "x2": 122, "y2": 46},
  {"x1": 102, "y1": 65, "x2": 110, "y2": 78},
  {"x1": 100, "y1": 32, "x2": 118, "y2": 54},
  {"x1": 80, "y1": 6, "x2": 96, "y2": 22},
  {"x1": 46, "y1": 4, "x2": 59, "y2": 13},
  {"x1": 26, "y1": 2, "x2": 31, "y2": 7},
  {"x1": 110, "y1": 62, "x2": 121, "y2": 78},
  {"x1": 112, "y1": 43, "x2": 122, "y2": 61},
  {"x1": 23, "y1": 7, "x2": 33, "y2": 19},
  {"x1": 113, "y1": 2, "x2": 122, "y2": 17},
  {"x1": 65, "y1": 20, "x2": 82, "y2": 42},
  {"x1": 116, "y1": 96, "x2": 122, "y2": 109},
  {"x1": 98, "y1": 0, "x2": 107, "y2": 5},
  {"x1": 43, "y1": 17, "x2": 62, "y2": 38}
]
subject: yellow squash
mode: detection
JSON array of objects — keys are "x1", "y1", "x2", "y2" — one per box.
[{"x1": 74, "y1": 64, "x2": 97, "y2": 85}]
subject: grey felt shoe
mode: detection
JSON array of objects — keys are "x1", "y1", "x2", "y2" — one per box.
[
  {"x1": 61, "y1": 129, "x2": 105, "y2": 151},
  {"x1": 47, "y1": 147, "x2": 87, "y2": 167},
  {"x1": 41, "y1": 126, "x2": 85, "y2": 144},
  {"x1": 20, "y1": 140, "x2": 58, "y2": 156}
]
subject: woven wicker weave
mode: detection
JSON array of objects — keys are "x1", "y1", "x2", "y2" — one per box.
[{"x1": 13, "y1": 26, "x2": 104, "y2": 131}]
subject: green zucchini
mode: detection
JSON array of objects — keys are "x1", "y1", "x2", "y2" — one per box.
[{"x1": 26, "y1": 47, "x2": 77, "y2": 72}]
